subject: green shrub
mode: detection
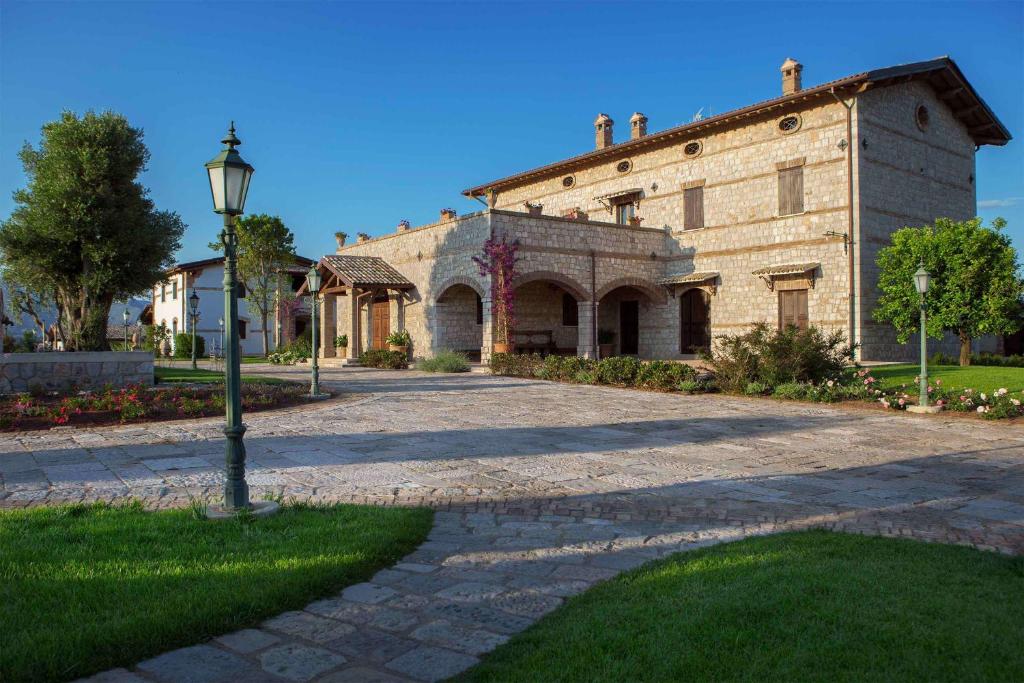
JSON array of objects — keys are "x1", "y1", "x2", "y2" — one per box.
[
  {"x1": 596, "y1": 356, "x2": 642, "y2": 385},
  {"x1": 419, "y1": 350, "x2": 470, "y2": 373},
  {"x1": 489, "y1": 352, "x2": 544, "y2": 377},
  {"x1": 385, "y1": 329, "x2": 411, "y2": 346},
  {"x1": 172, "y1": 333, "x2": 205, "y2": 359},
  {"x1": 744, "y1": 381, "x2": 771, "y2": 396},
  {"x1": 635, "y1": 361, "x2": 696, "y2": 391},
  {"x1": 538, "y1": 355, "x2": 567, "y2": 381},
  {"x1": 574, "y1": 370, "x2": 597, "y2": 384},
  {"x1": 773, "y1": 382, "x2": 809, "y2": 400},
  {"x1": 705, "y1": 322, "x2": 852, "y2": 394},
  {"x1": 360, "y1": 349, "x2": 408, "y2": 369}
]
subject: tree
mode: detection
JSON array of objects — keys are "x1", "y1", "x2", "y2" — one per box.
[
  {"x1": 473, "y1": 235, "x2": 519, "y2": 348},
  {"x1": 211, "y1": 214, "x2": 296, "y2": 356},
  {"x1": 874, "y1": 217, "x2": 1023, "y2": 365},
  {"x1": 0, "y1": 111, "x2": 185, "y2": 351}
]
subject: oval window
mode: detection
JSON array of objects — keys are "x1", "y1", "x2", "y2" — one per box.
[
  {"x1": 778, "y1": 115, "x2": 800, "y2": 133},
  {"x1": 562, "y1": 175, "x2": 575, "y2": 188},
  {"x1": 683, "y1": 141, "x2": 702, "y2": 157},
  {"x1": 915, "y1": 105, "x2": 929, "y2": 131},
  {"x1": 616, "y1": 160, "x2": 632, "y2": 174}
]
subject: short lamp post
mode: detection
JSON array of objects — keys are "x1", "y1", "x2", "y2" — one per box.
[
  {"x1": 909, "y1": 262, "x2": 939, "y2": 413},
  {"x1": 305, "y1": 265, "x2": 323, "y2": 398},
  {"x1": 218, "y1": 316, "x2": 225, "y2": 363},
  {"x1": 189, "y1": 289, "x2": 200, "y2": 370},
  {"x1": 204, "y1": 122, "x2": 275, "y2": 517},
  {"x1": 122, "y1": 308, "x2": 131, "y2": 351}
]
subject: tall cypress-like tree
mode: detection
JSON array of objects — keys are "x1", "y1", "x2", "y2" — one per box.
[
  {"x1": 874, "y1": 217, "x2": 1023, "y2": 365},
  {"x1": 0, "y1": 110, "x2": 185, "y2": 350}
]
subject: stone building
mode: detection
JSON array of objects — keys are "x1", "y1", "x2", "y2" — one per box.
[{"x1": 308, "y1": 57, "x2": 1010, "y2": 363}]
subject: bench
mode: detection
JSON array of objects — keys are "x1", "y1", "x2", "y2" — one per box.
[{"x1": 512, "y1": 329, "x2": 558, "y2": 355}]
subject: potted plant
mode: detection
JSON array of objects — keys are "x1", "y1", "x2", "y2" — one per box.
[
  {"x1": 598, "y1": 328, "x2": 615, "y2": 359},
  {"x1": 523, "y1": 201, "x2": 543, "y2": 217},
  {"x1": 356, "y1": 232, "x2": 370, "y2": 243},
  {"x1": 397, "y1": 219, "x2": 411, "y2": 232},
  {"x1": 334, "y1": 231, "x2": 347, "y2": 249},
  {"x1": 473, "y1": 235, "x2": 519, "y2": 355},
  {"x1": 439, "y1": 208, "x2": 457, "y2": 221},
  {"x1": 628, "y1": 215, "x2": 644, "y2": 226},
  {"x1": 386, "y1": 329, "x2": 411, "y2": 353},
  {"x1": 334, "y1": 334, "x2": 348, "y2": 357}
]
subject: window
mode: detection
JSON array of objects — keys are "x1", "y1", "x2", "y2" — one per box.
[
  {"x1": 684, "y1": 186, "x2": 704, "y2": 230},
  {"x1": 614, "y1": 200, "x2": 635, "y2": 225},
  {"x1": 915, "y1": 104, "x2": 930, "y2": 131},
  {"x1": 172, "y1": 280, "x2": 178, "y2": 299},
  {"x1": 291, "y1": 274, "x2": 304, "y2": 292},
  {"x1": 616, "y1": 159, "x2": 632, "y2": 174},
  {"x1": 237, "y1": 282, "x2": 247, "y2": 299},
  {"x1": 238, "y1": 320, "x2": 248, "y2": 339},
  {"x1": 778, "y1": 166, "x2": 804, "y2": 216},
  {"x1": 561, "y1": 293, "x2": 578, "y2": 326},
  {"x1": 562, "y1": 175, "x2": 575, "y2": 188},
  {"x1": 475, "y1": 294, "x2": 483, "y2": 325},
  {"x1": 683, "y1": 140, "x2": 703, "y2": 158},
  {"x1": 160, "y1": 284, "x2": 166, "y2": 302},
  {"x1": 778, "y1": 289, "x2": 809, "y2": 331},
  {"x1": 172, "y1": 318, "x2": 178, "y2": 336},
  {"x1": 778, "y1": 114, "x2": 801, "y2": 134}
]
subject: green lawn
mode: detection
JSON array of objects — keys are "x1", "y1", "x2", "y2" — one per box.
[
  {"x1": 459, "y1": 531, "x2": 1024, "y2": 683},
  {"x1": 866, "y1": 363, "x2": 1024, "y2": 394},
  {"x1": 154, "y1": 366, "x2": 286, "y2": 384},
  {"x1": 1, "y1": 502, "x2": 432, "y2": 682}
]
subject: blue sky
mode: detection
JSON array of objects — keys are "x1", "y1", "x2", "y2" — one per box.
[{"x1": 2, "y1": 1, "x2": 1022, "y2": 263}]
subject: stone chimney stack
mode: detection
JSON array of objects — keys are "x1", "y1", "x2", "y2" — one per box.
[
  {"x1": 629, "y1": 112, "x2": 648, "y2": 140},
  {"x1": 781, "y1": 58, "x2": 803, "y2": 95},
  {"x1": 595, "y1": 113, "x2": 614, "y2": 149}
]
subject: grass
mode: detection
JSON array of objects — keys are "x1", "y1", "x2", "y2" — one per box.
[
  {"x1": 459, "y1": 531, "x2": 1024, "y2": 683},
  {"x1": 867, "y1": 363, "x2": 1024, "y2": 394},
  {"x1": 154, "y1": 366, "x2": 287, "y2": 385},
  {"x1": 0, "y1": 501, "x2": 433, "y2": 682},
  {"x1": 418, "y1": 350, "x2": 471, "y2": 373}
]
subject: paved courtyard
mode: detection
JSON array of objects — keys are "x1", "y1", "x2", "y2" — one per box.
[{"x1": 3, "y1": 366, "x2": 1023, "y2": 682}]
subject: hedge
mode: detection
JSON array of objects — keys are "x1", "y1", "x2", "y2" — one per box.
[{"x1": 489, "y1": 353, "x2": 697, "y2": 391}]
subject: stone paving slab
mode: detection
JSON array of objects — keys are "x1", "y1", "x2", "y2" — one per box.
[{"x1": 8, "y1": 365, "x2": 1020, "y2": 682}]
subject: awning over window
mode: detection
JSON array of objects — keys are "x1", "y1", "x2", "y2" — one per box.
[
  {"x1": 659, "y1": 271, "x2": 719, "y2": 286},
  {"x1": 751, "y1": 262, "x2": 819, "y2": 276}
]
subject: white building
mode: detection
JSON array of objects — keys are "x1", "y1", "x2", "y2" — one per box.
[{"x1": 151, "y1": 255, "x2": 314, "y2": 356}]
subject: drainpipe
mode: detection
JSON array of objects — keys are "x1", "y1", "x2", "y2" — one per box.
[
  {"x1": 590, "y1": 249, "x2": 598, "y2": 359},
  {"x1": 830, "y1": 87, "x2": 857, "y2": 360}
]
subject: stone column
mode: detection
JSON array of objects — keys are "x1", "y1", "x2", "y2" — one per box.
[
  {"x1": 577, "y1": 300, "x2": 596, "y2": 358},
  {"x1": 320, "y1": 293, "x2": 337, "y2": 358},
  {"x1": 348, "y1": 290, "x2": 362, "y2": 358},
  {"x1": 480, "y1": 296, "x2": 495, "y2": 364}
]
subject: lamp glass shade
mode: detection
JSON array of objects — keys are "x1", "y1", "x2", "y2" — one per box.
[
  {"x1": 305, "y1": 266, "x2": 322, "y2": 294},
  {"x1": 189, "y1": 290, "x2": 200, "y2": 315},
  {"x1": 205, "y1": 125, "x2": 254, "y2": 215},
  {"x1": 913, "y1": 264, "x2": 931, "y2": 295},
  {"x1": 218, "y1": 317, "x2": 224, "y2": 327},
  {"x1": 123, "y1": 308, "x2": 130, "y2": 323}
]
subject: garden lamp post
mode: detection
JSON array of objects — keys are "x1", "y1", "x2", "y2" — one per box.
[
  {"x1": 305, "y1": 265, "x2": 322, "y2": 397},
  {"x1": 122, "y1": 308, "x2": 130, "y2": 351},
  {"x1": 204, "y1": 122, "x2": 273, "y2": 516},
  {"x1": 189, "y1": 289, "x2": 200, "y2": 370},
  {"x1": 908, "y1": 261, "x2": 938, "y2": 413},
  {"x1": 218, "y1": 316, "x2": 225, "y2": 362}
]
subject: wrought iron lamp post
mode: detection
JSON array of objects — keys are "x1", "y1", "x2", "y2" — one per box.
[
  {"x1": 218, "y1": 316, "x2": 225, "y2": 365},
  {"x1": 204, "y1": 123, "x2": 275, "y2": 516},
  {"x1": 189, "y1": 289, "x2": 200, "y2": 370},
  {"x1": 908, "y1": 262, "x2": 940, "y2": 413},
  {"x1": 122, "y1": 308, "x2": 130, "y2": 351},
  {"x1": 305, "y1": 265, "x2": 323, "y2": 397}
]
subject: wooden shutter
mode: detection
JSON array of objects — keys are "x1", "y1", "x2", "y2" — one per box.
[
  {"x1": 684, "y1": 187, "x2": 704, "y2": 230},
  {"x1": 779, "y1": 290, "x2": 809, "y2": 331},
  {"x1": 795, "y1": 289, "x2": 809, "y2": 330},
  {"x1": 778, "y1": 166, "x2": 804, "y2": 216}
]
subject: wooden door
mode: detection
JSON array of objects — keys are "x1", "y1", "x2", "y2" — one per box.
[
  {"x1": 778, "y1": 289, "x2": 809, "y2": 331},
  {"x1": 680, "y1": 289, "x2": 710, "y2": 353},
  {"x1": 620, "y1": 301, "x2": 639, "y2": 355},
  {"x1": 371, "y1": 299, "x2": 390, "y2": 349}
]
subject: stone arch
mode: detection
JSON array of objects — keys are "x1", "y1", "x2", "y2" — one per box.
[
  {"x1": 511, "y1": 270, "x2": 589, "y2": 301},
  {"x1": 433, "y1": 275, "x2": 486, "y2": 301},
  {"x1": 595, "y1": 276, "x2": 665, "y2": 304}
]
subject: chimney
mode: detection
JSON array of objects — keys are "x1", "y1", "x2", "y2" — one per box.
[
  {"x1": 594, "y1": 113, "x2": 614, "y2": 149},
  {"x1": 781, "y1": 58, "x2": 803, "y2": 95},
  {"x1": 629, "y1": 112, "x2": 648, "y2": 140}
]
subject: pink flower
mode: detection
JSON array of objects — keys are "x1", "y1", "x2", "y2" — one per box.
[
  {"x1": 898, "y1": 398, "x2": 905, "y2": 406},
  {"x1": 935, "y1": 379, "x2": 942, "y2": 386}
]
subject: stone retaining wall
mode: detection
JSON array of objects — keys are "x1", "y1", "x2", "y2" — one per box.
[{"x1": 0, "y1": 351, "x2": 154, "y2": 394}]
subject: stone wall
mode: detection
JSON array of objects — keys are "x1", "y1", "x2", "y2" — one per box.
[{"x1": 0, "y1": 351, "x2": 154, "y2": 394}]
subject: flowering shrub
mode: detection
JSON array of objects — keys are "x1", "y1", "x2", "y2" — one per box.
[{"x1": 473, "y1": 236, "x2": 519, "y2": 347}]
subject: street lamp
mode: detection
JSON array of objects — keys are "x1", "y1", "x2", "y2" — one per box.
[
  {"x1": 908, "y1": 261, "x2": 939, "y2": 413},
  {"x1": 204, "y1": 122, "x2": 273, "y2": 517},
  {"x1": 189, "y1": 289, "x2": 201, "y2": 370},
  {"x1": 305, "y1": 265, "x2": 323, "y2": 397},
  {"x1": 218, "y1": 316, "x2": 225, "y2": 363},
  {"x1": 122, "y1": 308, "x2": 131, "y2": 351}
]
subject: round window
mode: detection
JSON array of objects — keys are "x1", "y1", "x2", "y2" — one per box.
[
  {"x1": 915, "y1": 104, "x2": 930, "y2": 131},
  {"x1": 616, "y1": 160, "x2": 632, "y2": 174},
  {"x1": 778, "y1": 114, "x2": 801, "y2": 133},
  {"x1": 683, "y1": 140, "x2": 703, "y2": 158},
  {"x1": 562, "y1": 175, "x2": 575, "y2": 188}
]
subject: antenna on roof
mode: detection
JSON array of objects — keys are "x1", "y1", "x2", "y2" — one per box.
[{"x1": 692, "y1": 108, "x2": 704, "y2": 122}]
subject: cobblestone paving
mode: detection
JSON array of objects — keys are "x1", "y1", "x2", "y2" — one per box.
[{"x1": 3, "y1": 366, "x2": 1021, "y2": 682}]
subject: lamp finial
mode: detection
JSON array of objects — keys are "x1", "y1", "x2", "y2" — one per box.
[{"x1": 222, "y1": 121, "x2": 241, "y2": 149}]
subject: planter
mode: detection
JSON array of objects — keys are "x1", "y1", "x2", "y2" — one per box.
[
  {"x1": 336, "y1": 346, "x2": 348, "y2": 358},
  {"x1": 599, "y1": 343, "x2": 614, "y2": 359},
  {"x1": 493, "y1": 342, "x2": 514, "y2": 354},
  {"x1": 388, "y1": 344, "x2": 408, "y2": 354}
]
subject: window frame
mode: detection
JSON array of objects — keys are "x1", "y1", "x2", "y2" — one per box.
[
  {"x1": 683, "y1": 185, "x2": 705, "y2": 231},
  {"x1": 778, "y1": 165, "x2": 805, "y2": 217},
  {"x1": 778, "y1": 289, "x2": 809, "y2": 331},
  {"x1": 614, "y1": 200, "x2": 635, "y2": 225}
]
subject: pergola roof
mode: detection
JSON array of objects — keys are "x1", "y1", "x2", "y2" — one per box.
[{"x1": 299, "y1": 255, "x2": 413, "y2": 295}]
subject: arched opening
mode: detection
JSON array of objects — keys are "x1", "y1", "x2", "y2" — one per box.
[
  {"x1": 512, "y1": 279, "x2": 581, "y2": 356},
  {"x1": 597, "y1": 285, "x2": 659, "y2": 358},
  {"x1": 679, "y1": 288, "x2": 711, "y2": 354},
  {"x1": 435, "y1": 283, "x2": 484, "y2": 361}
]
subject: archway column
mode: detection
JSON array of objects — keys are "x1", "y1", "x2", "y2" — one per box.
[
  {"x1": 480, "y1": 297, "x2": 495, "y2": 364},
  {"x1": 320, "y1": 293, "x2": 337, "y2": 358},
  {"x1": 577, "y1": 300, "x2": 596, "y2": 358}
]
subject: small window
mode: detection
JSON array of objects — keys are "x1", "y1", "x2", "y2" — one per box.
[
  {"x1": 291, "y1": 274, "x2": 304, "y2": 292},
  {"x1": 778, "y1": 166, "x2": 804, "y2": 216},
  {"x1": 614, "y1": 200, "x2": 635, "y2": 225},
  {"x1": 684, "y1": 186, "x2": 704, "y2": 230},
  {"x1": 683, "y1": 140, "x2": 703, "y2": 158},
  {"x1": 160, "y1": 284, "x2": 166, "y2": 303},
  {"x1": 779, "y1": 289, "x2": 808, "y2": 331},
  {"x1": 172, "y1": 280, "x2": 178, "y2": 299},
  {"x1": 561, "y1": 292, "x2": 578, "y2": 327},
  {"x1": 915, "y1": 104, "x2": 929, "y2": 131},
  {"x1": 562, "y1": 175, "x2": 575, "y2": 188},
  {"x1": 475, "y1": 294, "x2": 483, "y2": 325},
  {"x1": 616, "y1": 160, "x2": 632, "y2": 174},
  {"x1": 778, "y1": 114, "x2": 801, "y2": 134},
  {"x1": 237, "y1": 282, "x2": 247, "y2": 299},
  {"x1": 238, "y1": 320, "x2": 248, "y2": 340},
  {"x1": 172, "y1": 318, "x2": 178, "y2": 336}
]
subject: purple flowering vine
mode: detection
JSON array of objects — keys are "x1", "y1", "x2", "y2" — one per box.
[{"x1": 473, "y1": 235, "x2": 519, "y2": 346}]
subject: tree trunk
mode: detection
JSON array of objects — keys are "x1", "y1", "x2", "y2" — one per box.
[
  {"x1": 261, "y1": 311, "x2": 270, "y2": 357},
  {"x1": 959, "y1": 330, "x2": 972, "y2": 366}
]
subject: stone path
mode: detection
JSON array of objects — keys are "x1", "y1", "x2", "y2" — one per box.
[{"x1": 2, "y1": 366, "x2": 1022, "y2": 682}]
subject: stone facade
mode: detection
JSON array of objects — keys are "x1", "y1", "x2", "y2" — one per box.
[
  {"x1": 315, "y1": 58, "x2": 1008, "y2": 362},
  {"x1": 0, "y1": 351, "x2": 153, "y2": 394}
]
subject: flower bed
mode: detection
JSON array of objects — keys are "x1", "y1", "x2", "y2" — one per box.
[{"x1": 0, "y1": 382, "x2": 316, "y2": 432}]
